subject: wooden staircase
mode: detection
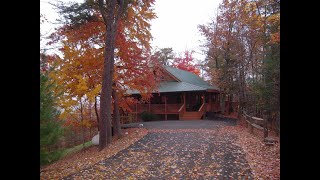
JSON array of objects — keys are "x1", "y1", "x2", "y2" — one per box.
[
  {"x1": 180, "y1": 111, "x2": 204, "y2": 120},
  {"x1": 178, "y1": 101, "x2": 206, "y2": 120}
]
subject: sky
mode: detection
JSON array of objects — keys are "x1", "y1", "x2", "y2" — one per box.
[{"x1": 40, "y1": 0, "x2": 222, "y2": 62}]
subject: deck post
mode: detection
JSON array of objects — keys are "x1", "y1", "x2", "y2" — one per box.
[
  {"x1": 148, "y1": 100, "x2": 151, "y2": 112},
  {"x1": 183, "y1": 93, "x2": 186, "y2": 112},
  {"x1": 209, "y1": 93, "x2": 212, "y2": 111},
  {"x1": 164, "y1": 95, "x2": 167, "y2": 120},
  {"x1": 202, "y1": 92, "x2": 205, "y2": 119}
]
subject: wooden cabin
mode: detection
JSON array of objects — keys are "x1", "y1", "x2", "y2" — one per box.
[{"x1": 126, "y1": 66, "x2": 221, "y2": 120}]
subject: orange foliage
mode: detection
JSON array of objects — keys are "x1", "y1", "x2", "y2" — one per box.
[
  {"x1": 49, "y1": 0, "x2": 159, "y2": 125},
  {"x1": 199, "y1": 0, "x2": 280, "y2": 92}
]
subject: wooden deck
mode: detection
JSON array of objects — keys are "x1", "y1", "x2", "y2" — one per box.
[
  {"x1": 135, "y1": 104, "x2": 182, "y2": 114},
  {"x1": 128, "y1": 102, "x2": 216, "y2": 121}
]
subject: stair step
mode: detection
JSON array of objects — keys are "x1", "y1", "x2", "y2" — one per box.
[
  {"x1": 181, "y1": 116, "x2": 202, "y2": 118},
  {"x1": 180, "y1": 111, "x2": 204, "y2": 120}
]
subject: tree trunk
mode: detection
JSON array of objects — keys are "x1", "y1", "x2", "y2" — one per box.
[
  {"x1": 99, "y1": 37, "x2": 113, "y2": 150},
  {"x1": 94, "y1": 96, "x2": 100, "y2": 131},
  {"x1": 98, "y1": 0, "x2": 114, "y2": 150},
  {"x1": 263, "y1": 110, "x2": 269, "y2": 138},
  {"x1": 112, "y1": 88, "x2": 122, "y2": 137},
  {"x1": 228, "y1": 94, "x2": 233, "y2": 114},
  {"x1": 238, "y1": 64, "x2": 246, "y2": 119},
  {"x1": 89, "y1": 98, "x2": 92, "y2": 126},
  {"x1": 98, "y1": 0, "x2": 124, "y2": 151},
  {"x1": 80, "y1": 98, "x2": 86, "y2": 148}
]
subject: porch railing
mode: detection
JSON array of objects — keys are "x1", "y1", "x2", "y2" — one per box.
[
  {"x1": 131, "y1": 103, "x2": 183, "y2": 114},
  {"x1": 178, "y1": 103, "x2": 185, "y2": 119},
  {"x1": 197, "y1": 101, "x2": 206, "y2": 119},
  {"x1": 198, "y1": 102, "x2": 205, "y2": 112}
]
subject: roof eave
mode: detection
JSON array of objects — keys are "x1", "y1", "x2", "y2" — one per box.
[{"x1": 206, "y1": 89, "x2": 220, "y2": 93}]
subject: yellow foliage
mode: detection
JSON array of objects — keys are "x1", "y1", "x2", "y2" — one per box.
[
  {"x1": 80, "y1": 119, "x2": 92, "y2": 128},
  {"x1": 47, "y1": 0, "x2": 159, "y2": 127}
]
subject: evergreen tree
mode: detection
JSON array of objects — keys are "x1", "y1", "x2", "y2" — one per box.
[
  {"x1": 40, "y1": 72, "x2": 64, "y2": 165},
  {"x1": 152, "y1": 48, "x2": 175, "y2": 66}
]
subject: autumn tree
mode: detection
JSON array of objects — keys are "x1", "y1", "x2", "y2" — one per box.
[
  {"x1": 96, "y1": 0, "x2": 124, "y2": 149},
  {"x1": 172, "y1": 50, "x2": 200, "y2": 75},
  {"x1": 200, "y1": 0, "x2": 248, "y2": 113},
  {"x1": 255, "y1": 0, "x2": 280, "y2": 130},
  {"x1": 199, "y1": 0, "x2": 279, "y2": 130},
  {"x1": 49, "y1": 0, "x2": 158, "y2": 150}
]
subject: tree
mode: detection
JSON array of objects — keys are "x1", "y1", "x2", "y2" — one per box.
[
  {"x1": 40, "y1": 71, "x2": 64, "y2": 165},
  {"x1": 199, "y1": 0, "x2": 279, "y2": 124},
  {"x1": 151, "y1": 47, "x2": 175, "y2": 66},
  {"x1": 41, "y1": 15, "x2": 64, "y2": 165},
  {"x1": 49, "y1": 0, "x2": 158, "y2": 150},
  {"x1": 256, "y1": 0, "x2": 280, "y2": 128},
  {"x1": 172, "y1": 50, "x2": 200, "y2": 75},
  {"x1": 97, "y1": 0, "x2": 126, "y2": 149}
]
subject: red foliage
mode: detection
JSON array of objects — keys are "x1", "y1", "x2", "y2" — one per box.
[{"x1": 172, "y1": 50, "x2": 200, "y2": 75}]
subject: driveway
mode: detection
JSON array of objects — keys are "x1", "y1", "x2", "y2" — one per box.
[
  {"x1": 64, "y1": 119, "x2": 253, "y2": 179},
  {"x1": 121, "y1": 119, "x2": 237, "y2": 129}
]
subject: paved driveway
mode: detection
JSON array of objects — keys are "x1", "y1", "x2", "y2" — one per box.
[
  {"x1": 122, "y1": 119, "x2": 237, "y2": 129},
  {"x1": 64, "y1": 119, "x2": 253, "y2": 179}
]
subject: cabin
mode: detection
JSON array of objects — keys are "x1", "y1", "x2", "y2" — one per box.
[{"x1": 126, "y1": 66, "x2": 221, "y2": 121}]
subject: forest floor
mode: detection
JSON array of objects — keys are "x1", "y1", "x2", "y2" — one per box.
[{"x1": 40, "y1": 116, "x2": 280, "y2": 180}]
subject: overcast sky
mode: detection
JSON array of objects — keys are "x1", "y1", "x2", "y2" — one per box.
[{"x1": 40, "y1": 0, "x2": 222, "y2": 62}]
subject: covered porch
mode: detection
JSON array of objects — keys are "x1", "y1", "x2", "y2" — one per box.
[{"x1": 128, "y1": 91, "x2": 220, "y2": 121}]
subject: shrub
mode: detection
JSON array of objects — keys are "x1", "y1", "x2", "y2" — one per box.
[
  {"x1": 140, "y1": 111, "x2": 158, "y2": 121},
  {"x1": 40, "y1": 149, "x2": 64, "y2": 165}
]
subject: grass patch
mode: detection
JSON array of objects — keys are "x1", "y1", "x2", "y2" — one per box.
[{"x1": 61, "y1": 141, "x2": 93, "y2": 158}]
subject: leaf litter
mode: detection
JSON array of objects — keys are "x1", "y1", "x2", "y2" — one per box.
[{"x1": 41, "y1": 119, "x2": 279, "y2": 179}]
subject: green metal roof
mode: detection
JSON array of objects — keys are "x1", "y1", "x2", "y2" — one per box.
[
  {"x1": 163, "y1": 66, "x2": 219, "y2": 90},
  {"x1": 127, "y1": 66, "x2": 219, "y2": 94}
]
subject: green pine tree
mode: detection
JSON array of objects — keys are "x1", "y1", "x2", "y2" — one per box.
[{"x1": 40, "y1": 72, "x2": 64, "y2": 165}]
